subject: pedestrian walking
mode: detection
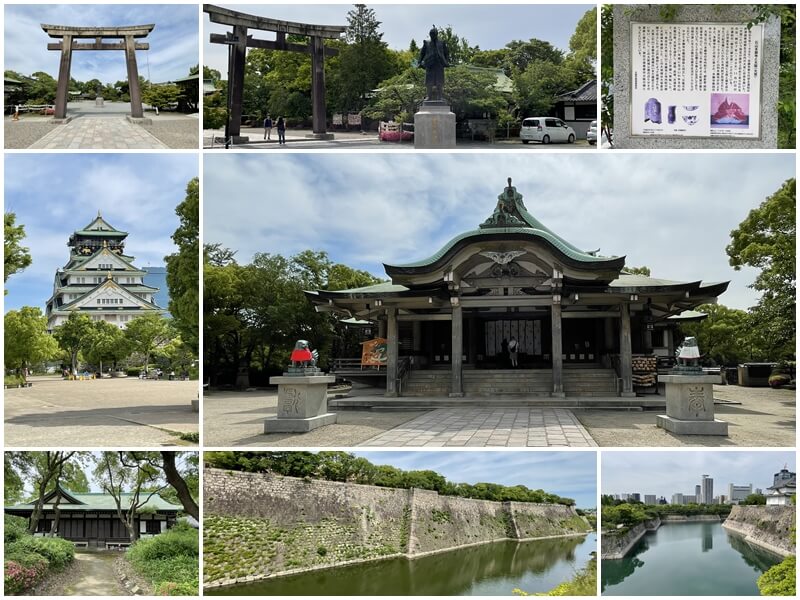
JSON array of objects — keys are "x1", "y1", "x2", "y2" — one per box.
[
  {"x1": 508, "y1": 336, "x2": 519, "y2": 368},
  {"x1": 277, "y1": 116, "x2": 286, "y2": 145},
  {"x1": 263, "y1": 114, "x2": 273, "y2": 140}
]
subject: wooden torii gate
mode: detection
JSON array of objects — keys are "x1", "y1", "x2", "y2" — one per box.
[
  {"x1": 204, "y1": 4, "x2": 346, "y2": 142},
  {"x1": 42, "y1": 24, "x2": 154, "y2": 121}
]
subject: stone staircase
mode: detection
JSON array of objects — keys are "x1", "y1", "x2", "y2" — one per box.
[{"x1": 402, "y1": 368, "x2": 618, "y2": 397}]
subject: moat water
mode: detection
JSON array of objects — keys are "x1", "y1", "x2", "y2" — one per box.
[
  {"x1": 601, "y1": 522, "x2": 782, "y2": 596},
  {"x1": 208, "y1": 534, "x2": 595, "y2": 596}
]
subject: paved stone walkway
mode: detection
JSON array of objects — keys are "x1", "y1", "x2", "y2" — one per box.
[
  {"x1": 360, "y1": 407, "x2": 597, "y2": 447},
  {"x1": 29, "y1": 117, "x2": 167, "y2": 149},
  {"x1": 63, "y1": 551, "x2": 127, "y2": 596}
]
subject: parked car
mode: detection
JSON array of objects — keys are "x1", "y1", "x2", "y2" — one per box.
[
  {"x1": 587, "y1": 120, "x2": 598, "y2": 145},
  {"x1": 520, "y1": 117, "x2": 576, "y2": 144}
]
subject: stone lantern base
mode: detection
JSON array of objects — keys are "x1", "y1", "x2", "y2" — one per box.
[
  {"x1": 656, "y1": 374, "x2": 728, "y2": 435},
  {"x1": 264, "y1": 374, "x2": 337, "y2": 433}
]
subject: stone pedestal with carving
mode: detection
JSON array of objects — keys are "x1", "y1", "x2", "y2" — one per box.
[
  {"x1": 656, "y1": 374, "x2": 728, "y2": 435},
  {"x1": 414, "y1": 102, "x2": 456, "y2": 149},
  {"x1": 265, "y1": 374, "x2": 337, "y2": 433}
]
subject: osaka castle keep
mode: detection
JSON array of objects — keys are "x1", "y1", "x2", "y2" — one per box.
[
  {"x1": 45, "y1": 212, "x2": 164, "y2": 331},
  {"x1": 308, "y1": 179, "x2": 729, "y2": 398}
]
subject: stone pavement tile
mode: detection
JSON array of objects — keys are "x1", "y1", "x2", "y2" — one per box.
[{"x1": 360, "y1": 407, "x2": 597, "y2": 447}]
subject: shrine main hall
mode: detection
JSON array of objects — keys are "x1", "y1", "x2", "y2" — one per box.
[{"x1": 308, "y1": 180, "x2": 728, "y2": 399}]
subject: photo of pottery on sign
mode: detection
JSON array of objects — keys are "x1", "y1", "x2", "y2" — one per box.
[{"x1": 630, "y1": 22, "x2": 763, "y2": 138}]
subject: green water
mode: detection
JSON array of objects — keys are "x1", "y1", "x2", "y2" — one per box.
[
  {"x1": 602, "y1": 522, "x2": 782, "y2": 596},
  {"x1": 207, "y1": 534, "x2": 595, "y2": 596}
]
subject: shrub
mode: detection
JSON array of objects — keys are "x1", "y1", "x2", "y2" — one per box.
[
  {"x1": 9, "y1": 536, "x2": 74, "y2": 569},
  {"x1": 4, "y1": 516, "x2": 29, "y2": 544},
  {"x1": 127, "y1": 527, "x2": 199, "y2": 596},
  {"x1": 128, "y1": 527, "x2": 198, "y2": 561},
  {"x1": 758, "y1": 556, "x2": 796, "y2": 596},
  {"x1": 317, "y1": 546, "x2": 327, "y2": 556},
  {"x1": 203, "y1": 107, "x2": 226, "y2": 130},
  {"x1": 126, "y1": 368, "x2": 141, "y2": 377},
  {"x1": 4, "y1": 559, "x2": 48, "y2": 595}
]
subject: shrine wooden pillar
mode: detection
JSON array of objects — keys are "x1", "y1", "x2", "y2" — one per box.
[
  {"x1": 619, "y1": 303, "x2": 635, "y2": 396},
  {"x1": 228, "y1": 25, "x2": 248, "y2": 139},
  {"x1": 54, "y1": 35, "x2": 73, "y2": 119},
  {"x1": 385, "y1": 307, "x2": 398, "y2": 397},
  {"x1": 551, "y1": 301, "x2": 564, "y2": 396},
  {"x1": 310, "y1": 35, "x2": 327, "y2": 135},
  {"x1": 450, "y1": 302, "x2": 463, "y2": 397},
  {"x1": 124, "y1": 35, "x2": 144, "y2": 118}
]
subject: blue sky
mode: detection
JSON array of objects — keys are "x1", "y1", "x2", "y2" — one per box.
[
  {"x1": 204, "y1": 153, "x2": 795, "y2": 311},
  {"x1": 354, "y1": 450, "x2": 597, "y2": 508},
  {"x1": 602, "y1": 451, "x2": 796, "y2": 500},
  {"x1": 4, "y1": 4, "x2": 198, "y2": 83},
  {"x1": 204, "y1": 3, "x2": 593, "y2": 75},
  {"x1": 4, "y1": 154, "x2": 198, "y2": 313}
]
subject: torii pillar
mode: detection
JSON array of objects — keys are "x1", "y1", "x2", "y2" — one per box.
[
  {"x1": 42, "y1": 24, "x2": 154, "y2": 122},
  {"x1": 205, "y1": 4, "x2": 346, "y2": 144}
]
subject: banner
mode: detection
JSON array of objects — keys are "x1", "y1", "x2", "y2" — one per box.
[{"x1": 361, "y1": 338, "x2": 387, "y2": 367}]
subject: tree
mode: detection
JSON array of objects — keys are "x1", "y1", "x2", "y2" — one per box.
[
  {"x1": 94, "y1": 451, "x2": 168, "y2": 542},
  {"x1": 680, "y1": 304, "x2": 751, "y2": 365},
  {"x1": 569, "y1": 8, "x2": 597, "y2": 64},
  {"x1": 22, "y1": 451, "x2": 78, "y2": 534},
  {"x1": 740, "y1": 493, "x2": 767, "y2": 505},
  {"x1": 4, "y1": 307, "x2": 59, "y2": 380},
  {"x1": 124, "y1": 313, "x2": 172, "y2": 374},
  {"x1": 330, "y1": 5, "x2": 399, "y2": 112},
  {"x1": 514, "y1": 59, "x2": 581, "y2": 117},
  {"x1": 142, "y1": 84, "x2": 182, "y2": 110},
  {"x1": 165, "y1": 177, "x2": 199, "y2": 354},
  {"x1": 52, "y1": 313, "x2": 94, "y2": 375},
  {"x1": 83, "y1": 320, "x2": 127, "y2": 374},
  {"x1": 727, "y1": 178, "x2": 796, "y2": 359},
  {"x1": 4, "y1": 212, "x2": 32, "y2": 292},
  {"x1": 159, "y1": 452, "x2": 199, "y2": 520},
  {"x1": 625, "y1": 265, "x2": 651, "y2": 276}
]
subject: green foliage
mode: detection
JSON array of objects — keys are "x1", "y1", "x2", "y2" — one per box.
[
  {"x1": 727, "y1": 178, "x2": 796, "y2": 359},
  {"x1": 126, "y1": 525, "x2": 199, "y2": 596},
  {"x1": 4, "y1": 307, "x2": 58, "y2": 378},
  {"x1": 4, "y1": 212, "x2": 32, "y2": 291},
  {"x1": 741, "y1": 493, "x2": 767, "y2": 505},
  {"x1": 52, "y1": 313, "x2": 95, "y2": 374},
  {"x1": 179, "y1": 432, "x2": 199, "y2": 443},
  {"x1": 514, "y1": 59, "x2": 583, "y2": 117},
  {"x1": 205, "y1": 451, "x2": 574, "y2": 505},
  {"x1": 601, "y1": 500, "x2": 731, "y2": 528},
  {"x1": 142, "y1": 84, "x2": 181, "y2": 109},
  {"x1": 204, "y1": 247, "x2": 382, "y2": 386},
  {"x1": 316, "y1": 545, "x2": 328, "y2": 556},
  {"x1": 758, "y1": 555, "x2": 796, "y2": 596},
  {"x1": 4, "y1": 516, "x2": 29, "y2": 544},
  {"x1": 625, "y1": 265, "x2": 650, "y2": 276},
  {"x1": 165, "y1": 178, "x2": 199, "y2": 354},
  {"x1": 514, "y1": 557, "x2": 596, "y2": 596},
  {"x1": 680, "y1": 304, "x2": 752, "y2": 365},
  {"x1": 83, "y1": 319, "x2": 127, "y2": 372},
  {"x1": 9, "y1": 536, "x2": 75, "y2": 569},
  {"x1": 124, "y1": 314, "x2": 173, "y2": 373}
]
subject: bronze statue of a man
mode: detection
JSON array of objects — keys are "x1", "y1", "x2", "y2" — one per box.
[{"x1": 418, "y1": 27, "x2": 450, "y2": 102}]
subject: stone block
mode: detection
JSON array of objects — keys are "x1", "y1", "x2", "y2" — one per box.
[
  {"x1": 264, "y1": 412, "x2": 337, "y2": 433},
  {"x1": 304, "y1": 132, "x2": 335, "y2": 140},
  {"x1": 125, "y1": 115, "x2": 153, "y2": 126},
  {"x1": 660, "y1": 375, "x2": 718, "y2": 420},
  {"x1": 269, "y1": 375, "x2": 335, "y2": 419},
  {"x1": 414, "y1": 104, "x2": 456, "y2": 149},
  {"x1": 656, "y1": 415, "x2": 729, "y2": 436}
]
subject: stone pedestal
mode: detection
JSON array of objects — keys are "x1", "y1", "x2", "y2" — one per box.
[
  {"x1": 656, "y1": 374, "x2": 728, "y2": 435},
  {"x1": 414, "y1": 102, "x2": 456, "y2": 149},
  {"x1": 96, "y1": 97, "x2": 104, "y2": 107},
  {"x1": 265, "y1": 374, "x2": 337, "y2": 433}
]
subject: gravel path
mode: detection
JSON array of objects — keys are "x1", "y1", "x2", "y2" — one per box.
[
  {"x1": 5, "y1": 119, "x2": 59, "y2": 148},
  {"x1": 143, "y1": 119, "x2": 199, "y2": 149},
  {"x1": 204, "y1": 390, "x2": 428, "y2": 447},
  {"x1": 577, "y1": 385, "x2": 795, "y2": 447}
]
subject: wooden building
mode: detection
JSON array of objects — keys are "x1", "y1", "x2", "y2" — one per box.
[
  {"x1": 308, "y1": 180, "x2": 727, "y2": 398},
  {"x1": 5, "y1": 486, "x2": 180, "y2": 548}
]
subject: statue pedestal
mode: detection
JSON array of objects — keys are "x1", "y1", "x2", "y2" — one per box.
[
  {"x1": 265, "y1": 374, "x2": 337, "y2": 433},
  {"x1": 414, "y1": 102, "x2": 456, "y2": 149},
  {"x1": 96, "y1": 97, "x2": 104, "y2": 107},
  {"x1": 656, "y1": 374, "x2": 728, "y2": 435}
]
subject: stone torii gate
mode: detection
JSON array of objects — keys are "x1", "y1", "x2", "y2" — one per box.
[
  {"x1": 204, "y1": 4, "x2": 346, "y2": 143},
  {"x1": 42, "y1": 24, "x2": 154, "y2": 121}
]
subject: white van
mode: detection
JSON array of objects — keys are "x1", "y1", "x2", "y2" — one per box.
[{"x1": 520, "y1": 117, "x2": 576, "y2": 144}]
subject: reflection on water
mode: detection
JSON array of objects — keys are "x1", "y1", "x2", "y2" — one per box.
[
  {"x1": 601, "y1": 522, "x2": 782, "y2": 596},
  {"x1": 208, "y1": 535, "x2": 595, "y2": 596}
]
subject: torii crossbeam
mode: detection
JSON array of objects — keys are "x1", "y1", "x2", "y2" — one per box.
[
  {"x1": 42, "y1": 24, "x2": 155, "y2": 120},
  {"x1": 204, "y1": 4, "x2": 346, "y2": 142}
]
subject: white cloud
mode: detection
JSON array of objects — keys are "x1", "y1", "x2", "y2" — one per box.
[{"x1": 204, "y1": 153, "x2": 794, "y2": 310}]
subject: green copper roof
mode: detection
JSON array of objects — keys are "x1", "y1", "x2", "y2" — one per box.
[
  {"x1": 73, "y1": 229, "x2": 127, "y2": 237},
  {"x1": 392, "y1": 227, "x2": 614, "y2": 269},
  {"x1": 6, "y1": 491, "x2": 180, "y2": 512},
  {"x1": 326, "y1": 282, "x2": 409, "y2": 294}
]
